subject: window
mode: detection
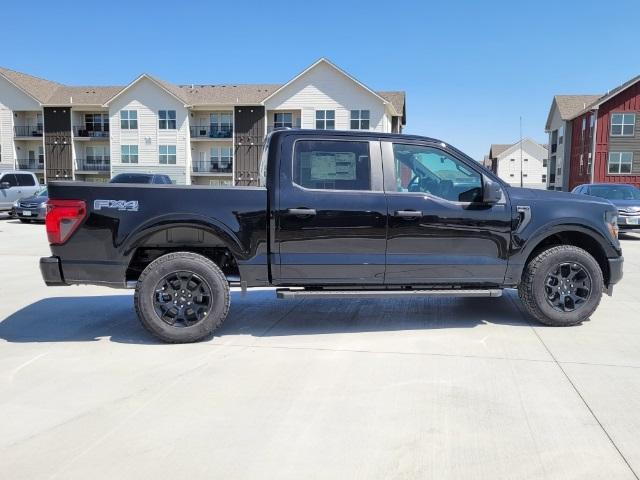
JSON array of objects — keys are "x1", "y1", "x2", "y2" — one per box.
[
  {"x1": 350, "y1": 110, "x2": 370, "y2": 130},
  {"x1": 159, "y1": 110, "x2": 176, "y2": 129},
  {"x1": 210, "y1": 112, "x2": 233, "y2": 136},
  {"x1": 274, "y1": 112, "x2": 293, "y2": 128},
  {"x1": 558, "y1": 126, "x2": 564, "y2": 144},
  {"x1": 85, "y1": 113, "x2": 109, "y2": 132},
  {"x1": 510, "y1": 174, "x2": 515, "y2": 177},
  {"x1": 611, "y1": 113, "x2": 635, "y2": 136},
  {"x1": 210, "y1": 147, "x2": 232, "y2": 171},
  {"x1": 120, "y1": 110, "x2": 138, "y2": 129},
  {"x1": 608, "y1": 152, "x2": 633, "y2": 174},
  {"x1": 86, "y1": 146, "x2": 109, "y2": 163},
  {"x1": 391, "y1": 143, "x2": 483, "y2": 203},
  {"x1": 510, "y1": 158, "x2": 515, "y2": 162},
  {"x1": 159, "y1": 145, "x2": 177, "y2": 164},
  {"x1": 15, "y1": 173, "x2": 36, "y2": 186},
  {"x1": 543, "y1": 158, "x2": 548, "y2": 167},
  {"x1": 590, "y1": 114, "x2": 595, "y2": 129},
  {"x1": 0, "y1": 173, "x2": 18, "y2": 187},
  {"x1": 121, "y1": 144, "x2": 138, "y2": 163},
  {"x1": 293, "y1": 140, "x2": 370, "y2": 190},
  {"x1": 542, "y1": 174, "x2": 547, "y2": 182},
  {"x1": 315, "y1": 110, "x2": 335, "y2": 130},
  {"x1": 524, "y1": 158, "x2": 528, "y2": 162},
  {"x1": 523, "y1": 173, "x2": 528, "y2": 177}
]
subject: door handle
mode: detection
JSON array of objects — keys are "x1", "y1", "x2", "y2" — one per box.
[
  {"x1": 394, "y1": 210, "x2": 422, "y2": 218},
  {"x1": 286, "y1": 208, "x2": 317, "y2": 216}
]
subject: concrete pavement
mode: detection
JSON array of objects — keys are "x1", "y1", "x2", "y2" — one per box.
[{"x1": 1, "y1": 213, "x2": 640, "y2": 479}]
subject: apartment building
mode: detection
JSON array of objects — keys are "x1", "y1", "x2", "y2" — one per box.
[
  {"x1": 0, "y1": 59, "x2": 406, "y2": 185},
  {"x1": 486, "y1": 138, "x2": 549, "y2": 189},
  {"x1": 545, "y1": 74, "x2": 640, "y2": 190}
]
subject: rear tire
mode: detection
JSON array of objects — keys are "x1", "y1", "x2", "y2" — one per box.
[
  {"x1": 518, "y1": 245, "x2": 603, "y2": 326},
  {"x1": 134, "y1": 252, "x2": 230, "y2": 343}
]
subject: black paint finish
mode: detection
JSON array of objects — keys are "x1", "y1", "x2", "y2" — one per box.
[{"x1": 43, "y1": 130, "x2": 623, "y2": 292}]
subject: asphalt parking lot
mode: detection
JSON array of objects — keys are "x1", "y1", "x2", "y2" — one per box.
[{"x1": 1, "y1": 214, "x2": 640, "y2": 480}]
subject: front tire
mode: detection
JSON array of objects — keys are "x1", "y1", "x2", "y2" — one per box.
[
  {"x1": 134, "y1": 252, "x2": 230, "y2": 343},
  {"x1": 518, "y1": 245, "x2": 604, "y2": 326},
  {"x1": 19, "y1": 218, "x2": 31, "y2": 223}
]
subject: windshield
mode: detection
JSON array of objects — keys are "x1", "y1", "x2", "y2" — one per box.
[
  {"x1": 590, "y1": 185, "x2": 640, "y2": 200},
  {"x1": 37, "y1": 186, "x2": 48, "y2": 196},
  {"x1": 111, "y1": 174, "x2": 151, "y2": 184}
]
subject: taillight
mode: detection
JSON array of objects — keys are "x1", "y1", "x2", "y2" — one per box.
[{"x1": 45, "y1": 200, "x2": 87, "y2": 245}]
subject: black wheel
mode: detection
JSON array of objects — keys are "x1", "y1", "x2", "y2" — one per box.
[
  {"x1": 19, "y1": 219, "x2": 31, "y2": 223},
  {"x1": 134, "y1": 252, "x2": 230, "y2": 343},
  {"x1": 518, "y1": 245, "x2": 604, "y2": 326}
]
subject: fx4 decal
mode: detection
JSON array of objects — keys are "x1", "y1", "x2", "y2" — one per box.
[{"x1": 94, "y1": 199, "x2": 139, "y2": 212}]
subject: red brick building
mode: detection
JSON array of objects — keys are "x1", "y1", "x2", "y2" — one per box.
[{"x1": 545, "y1": 75, "x2": 640, "y2": 191}]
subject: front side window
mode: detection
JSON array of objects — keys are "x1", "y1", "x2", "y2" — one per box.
[
  {"x1": 0, "y1": 173, "x2": 18, "y2": 187},
  {"x1": 15, "y1": 173, "x2": 36, "y2": 186},
  {"x1": 315, "y1": 110, "x2": 335, "y2": 130},
  {"x1": 608, "y1": 151, "x2": 633, "y2": 174},
  {"x1": 159, "y1": 110, "x2": 176, "y2": 129},
  {"x1": 121, "y1": 144, "x2": 139, "y2": 163},
  {"x1": 293, "y1": 140, "x2": 370, "y2": 190},
  {"x1": 611, "y1": 113, "x2": 635, "y2": 136},
  {"x1": 120, "y1": 110, "x2": 138, "y2": 129},
  {"x1": 350, "y1": 110, "x2": 370, "y2": 130},
  {"x1": 274, "y1": 112, "x2": 293, "y2": 128},
  {"x1": 159, "y1": 145, "x2": 177, "y2": 164},
  {"x1": 391, "y1": 143, "x2": 482, "y2": 203}
]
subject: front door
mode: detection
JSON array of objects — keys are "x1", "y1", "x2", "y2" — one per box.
[
  {"x1": 274, "y1": 137, "x2": 387, "y2": 284},
  {"x1": 382, "y1": 141, "x2": 511, "y2": 285}
]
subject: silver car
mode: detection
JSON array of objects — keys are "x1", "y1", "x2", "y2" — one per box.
[{"x1": 0, "y1": 171, "x2": 41, "y2": 212}]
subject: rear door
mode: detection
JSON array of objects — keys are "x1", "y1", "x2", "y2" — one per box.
[
  {"x1": 273, "y1": 136, "x2": 387, "y2": 285},
  {"x1": 382, "y1": 141, "x2": 511, "y2": 285}
]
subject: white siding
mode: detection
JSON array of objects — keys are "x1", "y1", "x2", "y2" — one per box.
[
  {"x1": 109, "y1": 78, "x2": 190, "y2": 184},
  {"x1": 264, "y1": 61, "x2": 389, "y2": 132},
  {"x1": 0, "y1": 76, "x2": 41, "y2": 172},
  {"x1": 496, "y1": 139, "x2": 548, "y2": 189}
]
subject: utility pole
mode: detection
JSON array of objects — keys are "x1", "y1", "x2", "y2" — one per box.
[{"x1": 519, "y1": 116, "x2": 524, "y2": 188}]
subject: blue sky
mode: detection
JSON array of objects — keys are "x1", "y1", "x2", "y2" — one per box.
[{"x1": 1, "y1": 0, "x2": 638, "y2": 160}]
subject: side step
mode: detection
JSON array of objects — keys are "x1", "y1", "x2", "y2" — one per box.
[{"x1": 276, "y1": 288, "x2": 503, "y2": 299}]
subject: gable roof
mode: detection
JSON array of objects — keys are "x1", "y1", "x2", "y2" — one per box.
[
  {"x1": 489, "y1": 138, "x2": 548, "y2": 160},
  {"x1": 545, "y1": 94, "x2": 602, "y2": 131},
  {"x1": 489, "y1": 144, "x2": 512, "y2": 159},
  {"x1": 102, "y1": 73, "x2": 189, "y2": 106},
  {"x1": 0, "y1": 66, "x2": 62, "y2": 103},
  {"x1": 0, "y1": 63, "x2": 406, "y2": 121},
  {"x1": 261, "y1": 58, "x2": 400, "y2": 115},
  {"x1": 568, "y1": 74, "x2": 640, "y2": 119}
]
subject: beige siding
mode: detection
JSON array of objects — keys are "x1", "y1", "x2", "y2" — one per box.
[
  {"x1": 109, "y1": 78, "x2": 190, "y2": 184},
  {"x1": 264, "y1": 61, "x2": 390, "y2": 132}
]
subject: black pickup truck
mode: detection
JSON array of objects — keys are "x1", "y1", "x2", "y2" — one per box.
[{"x1": 40, "y1": 130, "x2": 623, "y2": 343}]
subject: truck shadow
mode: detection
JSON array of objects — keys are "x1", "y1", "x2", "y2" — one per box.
[{"x1": 0, "y1": 290, "x2": 532, "y2": 345}]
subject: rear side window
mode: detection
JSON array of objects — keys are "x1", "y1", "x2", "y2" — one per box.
[
  {"x1": 293, "y1": 140, "x2": 370, "y2": 191},
  {"x1": 15, "y1": 174, "x2": 36, "y2": 186},
  {"x1": 1, "y1": 174, "x2": 18, "y2": 187}
]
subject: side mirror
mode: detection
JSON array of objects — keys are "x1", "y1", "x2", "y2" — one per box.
[
  {"x1": 482, "y1": 176, "x2": 502, "y2": 204},
  {"x1": 0, "y1": 182, "x2": 10, "y2": 190}
]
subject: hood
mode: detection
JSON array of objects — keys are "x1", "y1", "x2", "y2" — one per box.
[
  {"x1": 505, "y1": 186, "x2": 614, "y2": 208},
  {"x1": 604, "y1": 198, "x2": 640, "y2": 209},
  {"x1": 19, "y1": 194, "x2": 48, "y2": 203}
]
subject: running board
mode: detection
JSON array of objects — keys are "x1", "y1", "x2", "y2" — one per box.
[{"x1": 276, "y1": 288, "x2": 503, "y2": 299}]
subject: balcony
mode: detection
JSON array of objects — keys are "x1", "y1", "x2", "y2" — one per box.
[
  {"x1": 16, "y1": 158, "x2": 44, "y2": 171},
  {"x1": 76, "y1": 157, "x2": 111, "y2": 172},
  {"x1": 190, "y1": 126, "x2": 233, "y2": 140},
  {"x1": 14, "y1": 125, "x2": 43, "y2": 138},
  {"x1": 73, "y1": 126, "x2": 110, "y2": 139},
  {"x1": 192, "y1": 160, "x2": 232, "y2": 174}
]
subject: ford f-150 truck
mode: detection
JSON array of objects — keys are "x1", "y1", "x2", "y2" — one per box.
[{"x1": 40, "y1": 130, "x2": 623, "y2": 343}]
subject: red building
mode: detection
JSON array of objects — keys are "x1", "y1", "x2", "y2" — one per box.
[{"x1": 545, "y1": 75, "x2": 640, "y2": 191}]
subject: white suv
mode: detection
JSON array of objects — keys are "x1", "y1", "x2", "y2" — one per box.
[{"x1": 0, "y1": 171, "x2": 41, "y2": 211}]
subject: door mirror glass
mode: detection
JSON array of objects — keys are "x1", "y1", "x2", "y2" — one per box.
[
  {"x1": 0, "y1": 182, "x2": 10, "y2": 190},
  {"x1": 482, "y1": 176, "x2": 503, "y2": 204}
]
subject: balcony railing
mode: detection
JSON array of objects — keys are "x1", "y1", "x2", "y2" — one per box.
[
  {"x1": 16, "y1": 158, "x2": 44, "y2": 171},
  {"x1": 192, "y1": 160, "x2": 232, "y2": 174},
  {"x1": 77, "y1": 157, "x2": 111, "y2": 171},
  {"x1": 73, "y1": 126, "x2": 110, "y2": 138},
  {"x1": 14, "y1": 125, "x2": 43, "y2": 137},
  {"x1": 190, "y1": 126, "x2": 233, "y2": 139}
]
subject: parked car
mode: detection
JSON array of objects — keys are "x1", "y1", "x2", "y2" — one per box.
[
  {"x1": 12, "y1": 186, "x2": 48, "y2": 223},
  {"x1": 0, "y1": 171, "x2": 40, "y2": 213},
  {"x1": 40, "y1": 130, "x2": 623, "y2": 343},
  {"x1": 572, "y1": 183, "x2": 640, "y2": 229},
  {"x1": 110, "y1": 173, "x2": 173, "y2": 184}
]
